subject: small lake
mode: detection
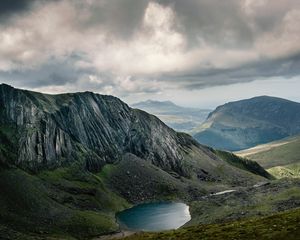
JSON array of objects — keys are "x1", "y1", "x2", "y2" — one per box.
[{"x1": 116, "y1": 202, "x2": 191, "y2": 232}]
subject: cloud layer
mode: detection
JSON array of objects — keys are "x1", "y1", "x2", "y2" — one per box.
[{"x1": 0, "y1": 0, "x2": 299, "y2": 98}]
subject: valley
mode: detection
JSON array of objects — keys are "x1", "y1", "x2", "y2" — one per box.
[
  {"x1": 0, "y1": 85, "x2": 299, "y2": 240},
  {"x1": 131, "y1": 100, "x2": 211, "y2": 132}
]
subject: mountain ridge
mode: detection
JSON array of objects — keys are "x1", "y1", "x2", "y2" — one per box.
[
  {"x1": 0, "y1": 84, "x2": 270, "y2": 181},
  {"x1": 193, "y1": 96, "x2": 300, "y2": 151}
]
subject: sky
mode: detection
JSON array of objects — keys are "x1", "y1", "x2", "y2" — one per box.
[{"x1": 0, "y1": 0, "x2": 300, "y2": 108}]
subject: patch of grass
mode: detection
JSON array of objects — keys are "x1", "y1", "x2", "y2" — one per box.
[
  {"x1": 61, "y1": 210, "x2": 117, "y2": 238},
  {"x1": 268, "y1": 163, "x2": 300, "y2": 179},
  {"x1": 186, "y1": 179, "x2": 300, "y2": 227},
  {"x1": 98, "y1": 164, "x2": 117, "y2": 179}
]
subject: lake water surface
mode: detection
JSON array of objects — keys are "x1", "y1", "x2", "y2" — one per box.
[{"x1": 116, "y1": 202, "x2": 191, "y2": 232}]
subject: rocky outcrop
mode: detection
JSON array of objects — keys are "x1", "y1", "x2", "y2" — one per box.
[{"x1": 0, "y1": 84, "x2": 192, "y2": 174}]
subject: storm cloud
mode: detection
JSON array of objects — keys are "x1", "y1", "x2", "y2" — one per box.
[{"x1": 0, "y1": 0, "x2": 299, "y2": 100}]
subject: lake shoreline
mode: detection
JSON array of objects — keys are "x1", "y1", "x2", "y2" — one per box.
[{"x1": 116, "y1": 202, "x2": 191, "y2": 232}]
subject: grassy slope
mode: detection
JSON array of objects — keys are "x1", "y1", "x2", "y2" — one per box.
[
  {"x1": 213, "y1": 150, "x2": 274, "y2": 180},
  {"x1": 2, "y1": 178, "x2": 300, "y2": 240},
  {"x1": 0, "y1": 153, "x2": 243, "y2": 239},
  {"x1": 236, "y1": 135, "x2": 300, "y2": 178},
  {"x1": 123, "y1": 207, "x2": 300, "y2": 240},
  {"x1": 98, "y1": 154, "x2": 208, "y2": 203},
  {"x1": 0, "y1": 149, "x2": 280, "y2": 239},
  {"x1": 187, "y1": 179, "x2": 300, "y2": 226},
  {"x1": 96, "y1": 155, "x2": 300, "y2": 232},
  {"x1": 268, "y1": 163, "x2": 300, "y2": 179},
  {"x1": 0, "y1": 164, "x2": 130, "y2": 239},
  {"x1": 1, "y1": 164, "x2": 300, "y2": 239}
]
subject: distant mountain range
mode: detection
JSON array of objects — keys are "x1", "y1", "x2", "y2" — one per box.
[
  {"x1": 193, "y1": 96, "x2": 300, "y2": 151},
  {"x1": 131, "y1": 100, "x2": 211, "y2": 132}
]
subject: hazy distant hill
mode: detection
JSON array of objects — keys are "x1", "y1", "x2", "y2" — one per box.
[
  {"x1": 132, "y1": 100, "x2": 211, "y2": 132},
  {"x1": 236, "y1": 135, "x2": 300, "y2": 179},
  {"x1": 193, "y1": 96, "x2": 300, "y2": 151}
]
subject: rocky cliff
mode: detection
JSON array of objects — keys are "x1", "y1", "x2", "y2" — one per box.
[
  {"x1": 0, "y1": 84, "x2": 183, "y2": 173},
  {"x1": 0, "y1": 84, "x2": 269, "y2": 183}
]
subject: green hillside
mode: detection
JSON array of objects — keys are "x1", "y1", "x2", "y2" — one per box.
[
  {"x1": 236, "y1": 135, "x2": 300, "y2": 178},
  {"x1": 124, "y1": 207, "x2": 300, "y2": 240},
  {"x1": 193, "y1": 96, "x2": 300, "y2": 151}
]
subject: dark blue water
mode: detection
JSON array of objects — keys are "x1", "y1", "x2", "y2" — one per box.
[{"x1": 116, "y1": 202, "x2": 191, "y2": 231}]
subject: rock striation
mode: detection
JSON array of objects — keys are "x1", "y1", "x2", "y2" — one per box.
[{"x1": 0, "y1": 84, "x2": 270, "y2": 183}]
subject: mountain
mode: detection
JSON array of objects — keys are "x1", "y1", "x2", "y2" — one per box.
[
  {"x1": 193, "y1": 96, "x2": 300, "y2": 151},
  {"x1": 0, "y1": 84, "x2": 270, "y2": 239},
  {"x1": 131, "y1": 100, "x2": 211, "y2": 132},
  {"x1": 236, "y1": 135, "x2": 300, "y2": 179}
]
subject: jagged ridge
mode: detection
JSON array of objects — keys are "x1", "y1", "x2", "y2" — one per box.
[{"x1": 0, "y1": 84, "x2": 270, "y2": 183}]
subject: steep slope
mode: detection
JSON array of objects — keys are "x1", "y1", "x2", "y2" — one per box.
[
  {"x1": 132, "y1": 100, "x2": 211, "y2": 132},
  {"x1": 193, "y1": 96, "x2": 300, "y2": 151},
  {"x1": 0, "y1": 84, "x2": 271, "y2": 238},
  {"x1": 0, "y1": 166, "x2": 128, "y2": 239},
  {"x1": 0, "y1": 84, "x2": 267, "y2": 181},
  {"x1": 236, "y1": 135, "x2": 300, "y2": 178}
]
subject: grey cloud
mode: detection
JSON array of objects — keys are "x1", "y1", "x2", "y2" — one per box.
[
  {"x1": 0, "y1": 53, "x2": 159, "y2": 97},
  {"x1": 0, "y1": 0, "x2": 33, "y2": 16},
  {"x1": 0, "y1": 0, "x2": 300, "y2": 97},
  {"x1": 247, "y1": 0, "x2": 300, "y2": 33},
  {"x1": 157, "y1": 0, "x2": 254, "y2": 49},
  {"x1": 0, "y1": 55, "x2": 88, "y2": 88},
  {"x1": 0, "y1": 0, "x2": 59, "y2": 21},
  {"x1": 76, "y1": 0, "x2": 149, "y2": 39},
  {"x1": 162, "y1": 53, "x2": 300, "y2": 89}
]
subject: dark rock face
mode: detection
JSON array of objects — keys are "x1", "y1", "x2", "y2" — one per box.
[
  {"x1": 0, "y1": 84, "x2": 271, "y2": 184},
  {"x1": 193, "y1": 96, "x2": 300, "y2": 151},
  {"x1": 0, "y1": 84, "x2": 196, "y2": 174}
]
